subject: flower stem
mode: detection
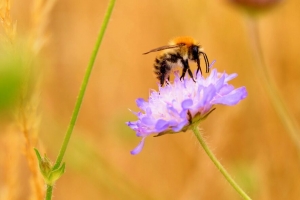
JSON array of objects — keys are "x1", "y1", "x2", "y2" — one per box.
[
  {"x1": 192, "y1": 125, "x2": 251, "y2": 200},
  {"x1": 45, "y1": 0, "x2": 116, "y2": 199},
  {"x1": 246, "y1": 17, "x2": 300, "y2": 152},
  {"x1": 45, "y1": 185, "x2": 53, "y2": 200}
]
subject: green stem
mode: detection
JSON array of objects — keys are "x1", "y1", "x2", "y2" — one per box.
[
  {"x1": 45, "y1": 185, "x2": 53, "y2": 200},
  {"x1": 52, "y1": 0, "x2": 116, "y2": 171},
  {"x1": 192, "y1": 125, "x2": 252, "y2": 200},
  {"x1": 246, "y1": 17, "x2": 300, "y2": 152},
  {"x1": 45, "y1": 0, "x2": 116, "y2": 199}
]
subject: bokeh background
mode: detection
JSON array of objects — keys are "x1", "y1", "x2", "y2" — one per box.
[{"x1": 1, "y1": 0, "x2": 300, "y2": 199}]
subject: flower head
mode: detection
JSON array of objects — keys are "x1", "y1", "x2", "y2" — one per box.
[{"x1": 127, "y1": 67, "x2": 247, "y2": 155}]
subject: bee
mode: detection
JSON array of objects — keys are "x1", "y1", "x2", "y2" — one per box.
[{"x1": 143, "y1": 36, "x2": 210, "y2": 86}]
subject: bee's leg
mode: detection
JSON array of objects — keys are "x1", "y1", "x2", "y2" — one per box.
[
  {"x1": 180, "y1": 59, "x2": 188, "y2": 81},
  {"x1": 162, "y1": 64, "x2": 171, "y2": 86},
  {"x1": 155, "y1": 62, "x2": 168, "y2": 86},
  {"x1": 154, "y1": 70, "x2": 164, "y2": 86},
  {"x1": 180, "y1": 59, "x2": 196, "y2": 82},
  {"x1": 180, "y1": 67, "x2": 187, "y2": 81},
  {"x1": 160, "y1": 75, "x2": 165, "y2": 86},
  {"x1": 188, "y1": 68, "x2": 196, "y2": 83},
  {"x1": 196, "y1": 57, "x2": 202, "y2": 76},
  {"x1": 166, "y1": 76, "x2": 170, "y2": 85},
  {"x1": 160, "y1": 71, "x2": 171, "y2": 86}
]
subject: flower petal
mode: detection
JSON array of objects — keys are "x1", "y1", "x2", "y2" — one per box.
[
  {"x1": 141, "y1": 117, "x2": 155, "y2": 125},
  {"x1": 130, "y1": 137, "x2": 146, "y2": 155},
  {"x1": 201, "y1": 85, "x2": 216, "y2": 106},
  {"x1": 172, "y1": 119, "x2": 189, "y2": 132},
  {"x1": 181, "y1": 99, "x2": 193, "y2": 109},
  {"x1": 136, "y1": 98, "x2": 147, "y2": 109},
  {"x1": 213, "y1": 87, "x2": 248, "y2": 105},
  {"x1": 126, "y1": 121, "x2": 137, "y2": 129},
  {"x1": 155, "y1": 119, "x2": 169, "y2": 132},
  {"x1": 225, "y1": 73, "x2": 237, "y2": 82}
]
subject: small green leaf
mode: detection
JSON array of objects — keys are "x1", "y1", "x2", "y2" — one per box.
[
  {"x1": 34, "y1": 148, "x2": 42, "y2": 162},
  {"x1": 48, "y1": 163, "x2": 66, "y2": 185}
]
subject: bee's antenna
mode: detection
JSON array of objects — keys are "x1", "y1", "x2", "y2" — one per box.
[{"x1": 199, "y1": 52, "x2": 210, "y2": 73}]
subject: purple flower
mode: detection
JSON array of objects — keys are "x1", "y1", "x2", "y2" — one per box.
[{"x1": 127, "y1": 67, "x2": 247, "y2": 155}]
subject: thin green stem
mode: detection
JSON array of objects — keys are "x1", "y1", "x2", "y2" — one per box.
[
  {"x1": 192, "y1": 125, "x2": 252, "y2": 200},
  {"x1": 45, "y1": 185, "x2": 53, "y2": 200},
  {"x1": 52, "y1": 0, "x2": 116, "y2": 171},
  {"x1": 246, "y1": 17, "x2": 300, "y2": 152},
  {"x1": 44, "y1": 0, "x2": 116, "y2": 199}
]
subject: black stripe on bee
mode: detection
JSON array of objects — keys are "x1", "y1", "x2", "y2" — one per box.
[{"x1": 166, "y1": 53, "x2": 182, "y2": 63}]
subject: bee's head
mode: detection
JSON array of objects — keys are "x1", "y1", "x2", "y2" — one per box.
[{"x1": 190, "y1": 45, "x2": 199, "y2": 61}]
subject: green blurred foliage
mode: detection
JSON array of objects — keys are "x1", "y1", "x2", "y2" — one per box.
[{"x1": 0, "y1": 46, "x2": 23, "y2": 114}]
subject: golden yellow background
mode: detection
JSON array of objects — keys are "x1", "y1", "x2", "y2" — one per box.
[{"x1": 1, "y1": 0, "x2": 300, "y2": 199}]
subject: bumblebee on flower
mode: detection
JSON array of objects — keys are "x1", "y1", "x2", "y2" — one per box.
[{"x1": 127, "y1": 65, "x2": 247, "y2": 155}]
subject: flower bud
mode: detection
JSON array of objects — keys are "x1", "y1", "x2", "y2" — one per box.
[
  {"x1": 34, "y1": 148, "x2": 65, "y2": 186},
  {"x1": 228, "y1": 0, "x2": 283, "y2": 15}
]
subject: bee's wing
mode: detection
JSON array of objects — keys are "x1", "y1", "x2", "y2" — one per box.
[{"x1": 143, "y1": 44, "x2": 185, "y2": 55}]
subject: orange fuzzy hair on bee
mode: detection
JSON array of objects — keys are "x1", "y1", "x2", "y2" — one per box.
[{"x1": 169, "y1": 36, "x2": 198, "y2": 47}]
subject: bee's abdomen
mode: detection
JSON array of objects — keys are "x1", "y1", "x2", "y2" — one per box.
[{"x1": 153, "y1": 53, "x2": 181, "y2": 86}]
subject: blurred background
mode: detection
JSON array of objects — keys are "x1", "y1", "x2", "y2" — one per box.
[{"x1": 1, "y1": 0, "x2": 300, "y2": 199}]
